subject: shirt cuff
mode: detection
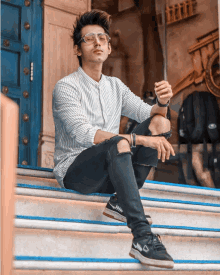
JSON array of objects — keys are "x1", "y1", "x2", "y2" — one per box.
[
  {"x1": 85, "y1": 126, "x2": 101, "y2": 147},
  {"x1": 140, "y1": 104, "x2": 153, "y2": 122}
]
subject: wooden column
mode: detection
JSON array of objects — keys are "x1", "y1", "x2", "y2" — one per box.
[
  {"x1": 1, "y1": 94, "x2": 19, "y2": 275},
  {"x1": 39, "y1": 0, "x2": 91, "y2": 168}
]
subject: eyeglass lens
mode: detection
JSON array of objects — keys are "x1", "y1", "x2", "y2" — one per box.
[{"x1": 84, "y1": 33, "x2": 109, "y2": 44}]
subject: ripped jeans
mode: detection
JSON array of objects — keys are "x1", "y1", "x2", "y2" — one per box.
[{"x1": 64, "y1": 116, "x2": 172, "y2": 238}]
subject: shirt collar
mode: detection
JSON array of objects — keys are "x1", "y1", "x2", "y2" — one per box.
[{"x1": 77, "y1": 66, "x2": 104, "y2": 87}]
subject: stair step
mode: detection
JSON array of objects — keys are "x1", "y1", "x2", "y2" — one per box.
[
  {"x1": 17, "y1": 175, "x2": 220, "y2": 205},
  {"x1": 13, "y1": 270, "x2": 220, "y2": 275},
  {"x1": 13, "y1": 256, "x2": 220, "y2": 271},
  {"x1": 15, "y1": 215, "x2": 220, "y2": 237},
  {"x1": 15, "y1": 167, "x2": 220, "y2": 273},
  {"x1": 16, "y1": 183, "x2": 220, "y2": 213},
  {"x1": 143, "y1": 180, "x2": 220, "y2": 204},
  {"x1": 15, "y1": 195, "x2": 220, "y2": 228},
  {"x1": 17, "y1": 166, "x2": 54, "y2": 179},
  {"x1": 14, "y1": 224, "x2": 220, "y2": 260}
]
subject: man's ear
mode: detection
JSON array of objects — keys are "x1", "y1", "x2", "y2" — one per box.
[
  {"x1": 74, "y1": 45, "x2": 82, "y2": 56},
  {"x1": 108, "y1": 43, "x2": 112, "y2": 55}
]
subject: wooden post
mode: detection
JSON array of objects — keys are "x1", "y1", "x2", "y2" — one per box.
[{"x1": 1, "y1": 94, "x2": 19, "y2": 275}]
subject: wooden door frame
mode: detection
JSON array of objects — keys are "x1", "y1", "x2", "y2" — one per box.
[{"x1": 29, "y1": 0, "x2": 42, "y2": 166}]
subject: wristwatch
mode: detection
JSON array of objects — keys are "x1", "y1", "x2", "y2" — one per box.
[{"x1": 156, "y1": 97, "x2": 170, "y2": 107}]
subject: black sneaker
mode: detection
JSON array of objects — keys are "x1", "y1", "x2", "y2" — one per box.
[
  {"x1": 103, "y1": 194, "x2": 152, "y2": 225},
  {"x1": 129, "y1": 233, "x2": 174, "y2": 269}
]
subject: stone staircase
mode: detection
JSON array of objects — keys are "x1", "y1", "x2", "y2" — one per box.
[{"x1": 13, "y1": 165, "x2": 220, "y2": 274}]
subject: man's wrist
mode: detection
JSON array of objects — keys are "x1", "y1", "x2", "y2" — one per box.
[
  {"x1": 156, "y1": 97, "x2": 170, "y2": 107},
  {"x1": 136, "y1": 135, "x2": 144, "y2": 146}
]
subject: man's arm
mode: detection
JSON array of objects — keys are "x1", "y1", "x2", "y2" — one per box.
[
  {"x1": 53, "y1": 81, "x2": 101, "y2": 148},
  {"x1": 150, "y1": 80, "x2": 172, "y2": 117},
  {"x1": 94, "y1": 130, "x2": 175, "y2": 162},
  {"x1": 94, "y1": 80, "x2": 175, "y2": 161},
  {"x1": 150, "y1": 104, "x2": 168, "y2": 118}
]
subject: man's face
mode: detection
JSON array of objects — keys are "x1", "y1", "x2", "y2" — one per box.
[{"x1": 76, "y1": 25, "x2": 111, "y2": 66}]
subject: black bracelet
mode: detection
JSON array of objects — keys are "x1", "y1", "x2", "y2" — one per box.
[
  {"x1": 130, "y1": 133, "x2": 133, "y2": 147},
  {"x1": 156, "y1": 97, "x2": 170, "y2": 107},
  {"x1": 132, "y1": 133, "x2": 136, "y2": 148}
]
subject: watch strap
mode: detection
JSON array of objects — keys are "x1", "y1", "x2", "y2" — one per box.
[{"x1": 156, "y1": 97, "x2": 170, "y2": 107}]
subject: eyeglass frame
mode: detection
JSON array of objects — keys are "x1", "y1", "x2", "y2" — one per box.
[{"x1": 78, "y1": 32, "x2": 111, "y2": 45}]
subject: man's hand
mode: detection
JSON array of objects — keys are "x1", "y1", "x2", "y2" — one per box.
[
  {"x1": 138, "y1": 135, "x2": 175, "y2": 162},
  {"x1": 154, "y1": 80, "x2": 173, "y2": 105}
]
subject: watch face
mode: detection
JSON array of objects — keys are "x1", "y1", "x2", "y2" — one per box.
[{"x1": 205, "y1": 49, "x2": 220, "y2": 97}]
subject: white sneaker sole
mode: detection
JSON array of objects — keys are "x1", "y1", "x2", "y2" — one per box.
[
  {"x1": 103, "y1": 208, "x2": 152, "y2": 225},
  {"x1": 103, "y1": 208, "x2": 126, "y2": 222},
  {"x1": 129, "y1": 247, "x2": 174, "y2": 269}
]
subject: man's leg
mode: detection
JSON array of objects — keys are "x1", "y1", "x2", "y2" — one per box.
[
  {"x1": 106, "y1": 136, "x2": 151, "y2": 238},
  {"x1": 130, "y1": 115, "x2": 172, "y2": 189},
  {"x1": 64, "y1": 132, "x2": 173, "y2": 268},
  {"x1": 104, "y1": 115, "x2": 172, "y2": 223},
  {"x1": 106, "y1": 135, "x2": 174, "y2": 268}
]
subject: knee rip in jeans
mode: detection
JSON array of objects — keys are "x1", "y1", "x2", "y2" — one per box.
[{"x1": 116, "y1": 138, "x2": 131, "y2": 154}]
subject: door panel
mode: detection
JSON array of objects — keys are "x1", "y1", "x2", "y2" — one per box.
[
  {"x1": 1, "y1": 0, "x2": 39, "y2": 166},
  {"x1": 1, "y1": 2, "x2": 21, "y2": 40}
]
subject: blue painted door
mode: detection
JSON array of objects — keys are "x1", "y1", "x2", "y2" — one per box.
[{"x1": 1, "y1": 0, "x2": 42, "y2": 166}]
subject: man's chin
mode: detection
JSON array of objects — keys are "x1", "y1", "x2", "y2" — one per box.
[{"x1": 90, "y1": 57, "x2": 108, "y2": 63}]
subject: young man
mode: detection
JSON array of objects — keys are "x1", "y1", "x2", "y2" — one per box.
[{"x1": 52, "y1": 10, "x2": 175, "y2": 269}]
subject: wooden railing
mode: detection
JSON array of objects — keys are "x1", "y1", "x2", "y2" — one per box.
[
  {"x1": 1, "y1": 94, "x2": 19, "y2": 275},
  {"x1": 157, "y1": 0, "x2": 197, "y2": 26}
]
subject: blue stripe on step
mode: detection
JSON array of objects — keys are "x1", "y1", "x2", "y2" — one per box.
[
  {"x1": 15, "y1": 215, "x2": 220, "y2": 232},
  {"x1": 15, "y1": 215, "x2": 125, "y2": 226},
  {"x1": 14, "y1": 256, "x2": 139, "y2": 262},
  {"x1": 145, "y1": 179, "x2": 220, "y2": 192},
  {"x1": 16, "y1": 183, "x2": 220, "y2": 207},
  {"x1": 139, "y1": 196, "x2": 220, "y2": 207},
  {"x1": 17, "y1": 164, "x2": 53, "y2": 172},
  {"x1": 14, "y1": 256, "x2": 220, "y2": 264}
]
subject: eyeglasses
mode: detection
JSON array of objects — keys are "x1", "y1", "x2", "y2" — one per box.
[{"x1": 79, "y1": 33, "x2": 111, "y2": 45}]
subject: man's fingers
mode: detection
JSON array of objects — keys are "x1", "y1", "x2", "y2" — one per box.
[
  {"x1": 149, "y1": 137, "x2": 175, "y2": 161},
  {"x1": 160, "y1": 142, "x2": 167, "y2": 162},
  {"x1": 170, "y1": 145, "x2": 175, "y2": 156},
  {"x1": 157, "y1": 144, "x2": 162, "y2": 160}
]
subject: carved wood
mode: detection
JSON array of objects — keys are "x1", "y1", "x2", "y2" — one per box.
[
  {"x1": 214, "y1": 40, "x2": 219, "y2": 49},
  {"x1": 192, "y1": 50, "x2": 203, "y2": 78},
  {"x1": 173, "y1": 30, "x2": 218, "y2": 97}
]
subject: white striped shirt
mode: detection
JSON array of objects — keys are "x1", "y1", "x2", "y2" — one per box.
[{"x1": 52, "y1": 66, "x2": 153, "y2": 187}]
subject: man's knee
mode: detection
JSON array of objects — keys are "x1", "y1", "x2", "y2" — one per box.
[
  {"x1": 149, "y1": 115, "x2": 171, "y2": 135},
  {"x1": 117, "y1": 139, "x2": 131, "y2": 153}
]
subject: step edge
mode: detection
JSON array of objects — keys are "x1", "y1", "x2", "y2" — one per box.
[
  {"x1": 15, "y1": 217, "x2": 220, "y2": 237},
  {"x1": 15, "y1": 215, "x2": 220, "y2": 232},
  {"x1": 144, "y1": 182, "x2": 220, "y2": 197},
  {"x1": 14, "y1": 260, "x2": 220, "y2": 271},
  {"x1": 145, "y1": 180, "x2": 220, "y2": 193},
  {"x1": 16, "y1": 184, "x2": 220, "y2": 208},
  {"x1": 14, "y1": 256, "x2": 220, "y2": 264}
]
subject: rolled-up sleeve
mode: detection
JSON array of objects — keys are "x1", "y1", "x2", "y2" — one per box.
[
  {"x1": 53, "y1": 81, "x2": 100, "y2": 148},
  {"x1": 119, "y1": 79, "x2": 153, "y2": 123}
]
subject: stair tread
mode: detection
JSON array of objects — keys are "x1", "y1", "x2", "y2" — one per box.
[
  {"x1": 16, "y1": 183, "x2": 220, "y2": 207},
  {"x1": 14, "y1": 256, "x2": 220, "y2": 263},
  {"x1": 15, "y1": 214, "x2": 220, "y2": 231}
]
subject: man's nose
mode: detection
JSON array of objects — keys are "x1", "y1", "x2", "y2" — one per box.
[{"x1": 94, "y1": 35, "x2": 101, "y2": 45}]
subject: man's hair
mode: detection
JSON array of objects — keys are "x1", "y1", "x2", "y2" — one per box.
[{"x1": 72, "y1": 9, "x2": 111, "y2": 66}]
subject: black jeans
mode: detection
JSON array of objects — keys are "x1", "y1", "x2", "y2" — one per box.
[{"x1": 64, "y1": 116, "x2": 171, "y2": 238}]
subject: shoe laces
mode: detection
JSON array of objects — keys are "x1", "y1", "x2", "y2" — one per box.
[{"x1": 147, "y1": 233, "x2": 166, "y2": 251}]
